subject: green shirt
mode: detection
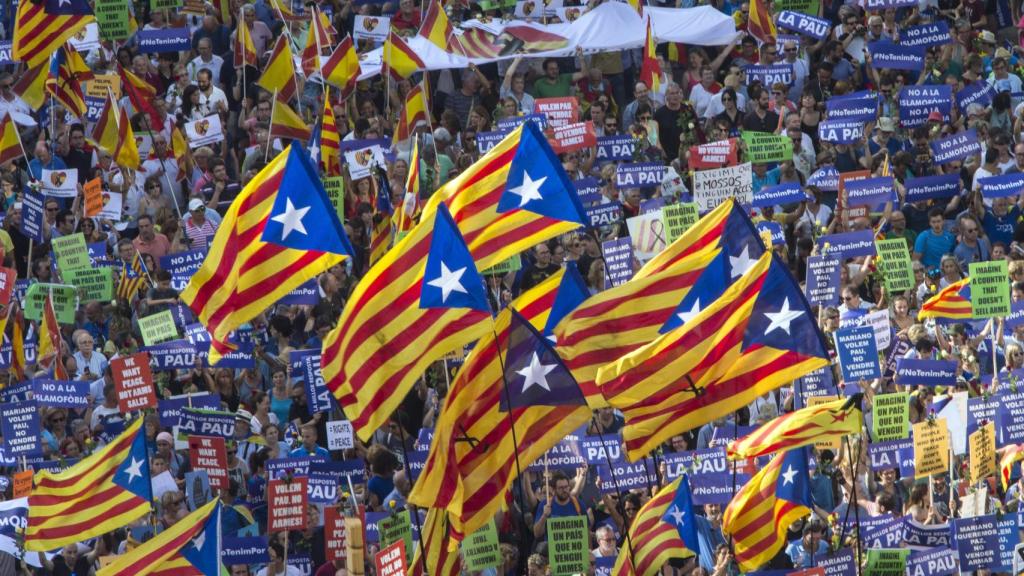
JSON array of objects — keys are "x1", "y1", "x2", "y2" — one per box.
[
  {"x1": 530, "y1": 73, "x2": 574, "y2": 99},
  {"x1": 419, "y1": 154, "x2": 455, "y2": 195}
]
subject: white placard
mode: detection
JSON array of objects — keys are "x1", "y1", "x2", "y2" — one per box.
[
  {"x1": 354, "y1": 15, "x2": 391, "y2": 42},
  {"x1": 99, "y1": 191, "x2": 123, "y2": 221},
  {"x1": 326, "y1": 420, "x2": 354, "y2": 451},
  {"x1": 68, "y1": 22, "x2": 101, "y2": 52},
  {"x1": 184, "y1": 114, "x2": 225, "y2": 149},
  {"x1": 626, "y1": 209, "x2": 666, "y2": 263},
  {"x1": 860, "y1": 309, "x2": 892, "y2": 351},
  {"x1": 344, "y1": 145, "x2": 387, "y2": 180},
  {"x1": 41, "y1": 169, "x2": 79, "y2": 198},
  {"x1": 692, "y1": 163, "x2": 753, "y2": 213}
]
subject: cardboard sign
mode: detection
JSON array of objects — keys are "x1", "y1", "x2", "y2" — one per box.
[
  {"x1": 865, "y1": 549, "x2": 911, "y2": 576},
  {"x1": 138, "y1": 310, "x2": 179, "y2": 346},
  {"x1": 84, "y1": 178, "x2": 104, "y2": 218},
  {"x1": 547, "y1": 515, "x2": 589, "y2": 576},
  {"x1": 188, "y1": 435, "x2": 228, "y2": 489},
  {"x1": 550, "y1": 121, "x2": 596, "y2": 153},
  {"x1": 835, "y1": 326, "x2": 881, "y2": 381},
  {"x1": 12, "y1": 470, "x2": 32, "y2": 498},
  {"x1": 692, "y1": 163, "x2": 753, "y2": 212},
  {"x1": 66, "y1": 267, "x2": 113, "y2": 302},
  {"x1": 969, "y1": 260, "x2": 1010, "y2": 318},
  {"x1": 379, "y1": 510, "x2": 413, "y2": 561},
  {"x1": 268, "y1": 477, "x2": 309, "y2": 532},
  {"x1": 112, "y1": 352, "x2": 156, "y2": 412},
  {"x1": 602, "y1": 238, "x2": 634, "y2": 287},
  {"x1": 969, "y1": 422, "x2": 996, "y2": 485},
  {"x1": 461, "y1": 520, "x2": 501, "y2": 571},
  {"x1": 913, "y1": 419, "x2": 950, "y2": 478},
  {"x1": 95, "y1": 0, "x2": 133, "y2": 40},
  {"x1": 535, "y1": 97, "x2": 579, "y2": 128},
  {"x1": 805, "y1": 255, "x2": 840, "y2": 306},
  {"x1": 52, "y1": 234, "x2": 92, "y2": 274},
  {"x1": 375, "y1": 540, "x2": 407, "y2": 576},
  {"x1": 873, "y1": 393, "x2": 909, "y2": 441},
  {"x1": 0, "y1": 268, "x2": 15, "y2": 310},
  {"x1": 741, "y1": 132, "x2": 793, "y2": 163},
  {"x1": 325, "y1": 506, "x2": 348, "y2": 562},
  {"x1": 1, "y1": 401, "x2": 40, "y2": 456},
  {"x1": 354, "y1": 15, "x2": 391, "y2": 42},
  {"x1": 184, "y1": 115, "x2": 225, "y2": 148},
  {"x1": 326, "y1": 420, "x2": 355, "y2": 451},
  {"x1": 662, "y1": 203, "x2": 700, "y2": 244},
  {"x1": 688, "y1": 138, "x2": 739, "y2": 169},
  {"x1": 875, "y1": 238, "x2": 914, "y2": 292}
]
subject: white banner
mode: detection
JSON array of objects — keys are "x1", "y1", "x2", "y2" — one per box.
[
  {"x1": 345, "y1": 145, "x2": 387, "y2": 181},
  {"x1": 354, "y1": 15, "x2": 391, "y2": 42}
]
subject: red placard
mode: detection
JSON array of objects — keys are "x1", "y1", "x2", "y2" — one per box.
[
  {"x1": 375, "y1": 540, "x2": 407, "y2": 576},
  {"x1": 268, "y1": 477, "x2": 309, "y2": 532},
  {"x1": 111, "y1": 352, "x2": 156, "y2": 412},
  {"x1": 187, "y1": 435, "x2": 228, "y2": 489},
  {"x1": 324, "y1": 506, "x2": 348, "y2": 562},
  {"x1": 688, "y1": 138, "x2": 739, "y2": 169},
  {"x1": 0, "y1": 267, "x2": 16, "y2": 310},
  {"x1": 550, "y1": 121, "x2": 597, "y2": 154},
  {"x1": 838, "y1": 169, "x2": 871, "y2": 220},
  {"x1": 535, "y1": 97, "x2": 579, "y2": 128},
  {"x1": 788, "y1": 568, "x2": 825, "y2": 576}
]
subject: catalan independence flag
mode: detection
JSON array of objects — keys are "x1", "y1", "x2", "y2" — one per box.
[
  {"x1": 97, "y1": 500, "x2": 220, "y2": 576},
  {"x1": 14, "y1": 0, "x2": 94, "y2": 68},
  {"x1": 723, "y1": 448, "x2": 813, "y2": 572},
  {"x1": 726, "y1": 396, "x2": 863, "y2": 460},
  {"x1": 554, "y1": 199, "x2": 755, "y2": 407},
  {"x1": 408, "y1": 268, "x2": 590, "y2": 541},
  {"x1": 1000, "y1": 444, "x2": 1024, "y2": 490},
  {"x1": 116, "y1": 252, "x2": 150, "y2": 301},
  {"x1": 408, "y1": 508, "x2": 462, "y2": 576},
  {"x1": 611, "y1": 477, "x2": 693, "y2": 576},
  {"x1": 25, "y1": 419, "x2": 151, "y2": 551},
  {"x1": 46, "y1": 44, "x2": 93, "y2": 119},
  {"x1": 917, "y1": 277, "x2": 972, "y2": 320},
  {"x1": 322, "y1": 121, "x2": 587, "y2": 441},
  {"x1": 183, "y1": 145, "x2": 354, "y2": 365},
  {"x1": 597, "y1": 252, "x2": 830, "y2": 461}
]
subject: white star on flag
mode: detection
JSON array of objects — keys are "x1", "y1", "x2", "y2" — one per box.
[
  {"x1": 729, "y1": 246, "x2": 757, "y2": 279},
  {"x1": 764, "y1": 297, "x2": 803, "y2": 335},
  {"x1": 124, "y1": 457, "x2": 144, "y2": 483},
  {"x1": 781, "y1": 464, "x2": 798, "y2": 486},
  {"x1": 192, "y1": 530, "x2": 206, "y2": 552},
  {"x1": 508, "y1": 172, "x2": 547, "y2": 207},
  {"x1": 517, "y1": 352, "x2": 556, "y2": 393},
  {"x1": 270, "y1": 198, "x2": 311, "y2": 240},
  {"x1": 676, "y1": 299, "x2": 701, "y2": 325},
  {"x1": 427, "y1": 262, "x2": 468, "y2": 303},
  {"x1": 667, "y1": 505, "x2": 685, "y2": 526}
]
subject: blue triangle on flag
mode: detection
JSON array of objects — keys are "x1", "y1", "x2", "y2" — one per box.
[
  {"x1": 501, "y1": 308, "x2": 585, "y2": 411},
  {"x1": 112, "y1": 425, "x2": 153, "y2": 501},
  {"x1": 742, "y1": 255, "x2": 829, "y2": 359},
  {"x1": 46, "y1": 0, "x2": 94, "y2": 15},
  {"x1": 543, "y1": 262, "x2": 589, "y2": 338},
  {"x1": 420, "y1": 203, "x2": 490, "y2": 312},
  {"x1": 662, "y1": 474, "x2": 701, "y2": 555},
  {"x1": 181, "y1": 502, "x2": 222, "y2": 576},
  {"x1": 497, "y1": 122, "x2": 587, "y2": 225},
  {"x1": 261, "y1": 143, "x2": 355, "y2": 257},
  {"x1": 775, "y1": 447, "x2": 814, "y2": 508}
]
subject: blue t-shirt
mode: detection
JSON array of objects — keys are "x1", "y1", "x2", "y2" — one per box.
[
  {"x1": 983, "y1": 206, "x2": 1020, "y2": 248},
  {"x1": 913, "y1": 229, "x2": 956, "y2": 269}
]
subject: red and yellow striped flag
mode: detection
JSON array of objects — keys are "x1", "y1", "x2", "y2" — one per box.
[
  {"x1": 13, "y1": 0, "x2": 94, "y2": 68},
  {"x1": 270, "y1": 96, "x2": 312, "y2": 142},
  {"x1": 171, "y1": 125, "x2": 191, "y2": 181},
  {"x1": 1000, "y1": 444, "x2": 1024, "y2": 490},
  {"x1": 14, "y1": 63, "x2": 48, "y2": 110},
  {"x1": 611, "y1": 478, "x2": 692, "y2": 576},
  {"x1": 322, "y1": 34, "x2": 360, "y2": 97},
  {"x1": 639, "y1": 19, "x2": 661, "y2": 95},
  {"x1": 320, "y1": 98, "x2": 342, "y2": 177},
  {"x1": 46, "y1": 44, "x2": 93, "y2": 119},
  {"x1": 419, "y1": 0, "x2": 453, "y2": 51},
  {"x1": 96, "y1": 500, "x2": 220, "y2": 576},
  {"x1": 302, "y1": 7, "x2": 334, "y2": 76},
  {"x1": 917, "y1": 277, "x2": 972, "y2": 320},
  {"x1": 383, "y1": 31, "x2": 425, "y2": 81},
  {"x1": 36, "y1": 293, "x2": 68, "y2": 380},
  {"x1": 727, "y1": 396, "x2": 863, "y2": 460},
  {"x1": 0, "y1": 115, "x2": 24, "y2": 166},
  {"x1": 407, "y1": 508, "x2": 462, "y2": 576},
  {"x1": 234, "y1": 10, "x2": 258, "y2": 69},
  {"x1": 395, "y1": 83, "x2": 429, "y2": 144},
  {"x1": 748, "y1": 0, "x2": 776, "y2": 44},
  {"x1": 258, "y1": 35, "x2": 298, "y2": 103},
  {"x1": 10, "y1": 309, "x2": 25, "y2": 382},
  {"x1": 91, "y1": 91, "x2": 140, "y2": 170}
]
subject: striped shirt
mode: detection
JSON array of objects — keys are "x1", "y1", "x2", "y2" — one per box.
[{"x1": 184, "y1": 218, "x2": 218, "y2": 251}]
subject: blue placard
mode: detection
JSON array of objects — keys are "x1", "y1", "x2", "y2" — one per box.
[
  {"x1": 966, "y1": 395, "x2": 1000, "y2": 441},
  {"x1": 526, "y1": 435, "x2": 585, "y2": 472},
  {"x1": 795, "y1": 366, "x2": 840, "y2": 409},
  {"x1": 931, "y1": 129, "x2": 981, "y2": 165},
  {"x1": 136, "y1": 28, "x2": 192, "y2": 53},
  {"x1": 902, "y1": 518, "x2": 952, "y2": 549},
  {"x1": 476, "y1": 130, "x2": 509, "y2": 154},
  {"x1": 573, "y1": 177, "x2": 602, "y2": 205},
  {"x1": 818, "y1": 119, "x2": 865, "y2": 144},
  {"x1": 308, "y1": 460, "x2": 367, "y2": 503},
  {"x1": 603, "y1": 237, "x2": 635, "y2": 286},
  {"x1": 805, "y1": 255, "x2": 840, "y2": 306},
  {"x1": 31, "y1": 379, "x2": 89, "y2": 408},
  {"x1": 0, "y1": 498, "x2": 27, "y2": 538},
  {"x1": 904, "y1": 173, "x2": 961, "y2": 203},
  {"x1": 979, "y1": 172, "x2": 1024, "y2": 199},
  {"x1": 588, "y1": 203, "x2": 622, "y2": 228},
  {"x1": 496, "y1": 113, "x2": 547, "y2": 132},
  {"x1": 752, "y1": 182, "x2": 805, "y2": 207},
  {"x1": 596, "y1": 459, "x2": 658, "y2": 494},
  {"x1": 826, "y1": 90, "x2": 878, "y2": 122},
  {"x1": 0, "y1": 41, "x2": 12, "y2": 66},
  {"x1": 816, "y1": 229, "x2": 876, "y2": 258},
  {"x1": 998, "y1": 391, "x2": 1024, "y2": 445},
  {"x1": 277, "y1": 278, "x2": 320, "y2": 305},
  {"x1": 906, "y1": 548, "x2": 957, "y2": 576},
  {"x1": 84, "y1": 96, "x2": 105, "y2": 123},
  {"x1": 1, "y1": 400, "x2": 40, "y2": 456},
  {"x1": 222, "y1": 536, "x2": 270, "y2": 566},
  {"x1": 289, "y1": 349, "x2": 333, "y2": 415},
  {"x1": 845, "y1": 176, "x2": 894, "y2": 208},
  {"x1": 196, "y1": 341, "x2": 254, "y2": 369},
  {"x1": 868, "y1": 437, "x2": 915, "y2": 476},
  {"x1": 808, "y1": 165, "x2": 839, "y2": 191},
  {"x1": 859, "y1": 515, "x2": 905, "y2": 548},
  {"x1": 835, "y1": 325, "x2": 881, "y2": 381},
  {"x1": 818, "y1": 549, "x2": 857, "y2": 576},
  {"x1": 596, "y1": 135, "x2": 635, "y2": 162},
  {"x1": 743, "y1": 64, "x2": 794, "y2": 87},
  {"x1": 899, "y1": 84, "x2": 952, "y2": 128},
  {"x1": 595, "y1": 556, "x2": 616, "y2": 576},
  {"x1": 894, "y1": 359, "x2": 958, "y2": 386},
  {"x1": 178, "y1": 407, "x2": 236, "y2": 439},
  {"x1": 756, "y1": 221, "x2": 786, "y2": 246},
  {"x1": 0, "y1": 380, "x2": 33, "y2": 403},
  {"x1": 160, "y1": 249, "x2": 205, "y2": 292},
  {"x1": 776, "y1": 11, "x2": 831, "y2": 40},
  {"x1": 267, "y1": 457, "x2": 327, "y2": 481},
  {"x1": 956, "y1": 81, "x2": 995, "y2": 115},
  {"x1": 405, "y1": 449, "x2": 427, "y2": 482},
  {"x1": 615, "y1": 163, "x2": 666, "y2": 188},
  {"x1": 157, "y1": 393, "x2": 222, "y2": 428},
  {"x1": 865, "y1": 0, "x2": 917, "y2": 8},
  {"x1": 21, "y1": 190, "x2": 44, "y2": 243},
  {"x1": 902, "y1": 21, "x2": 951, "y2": 48},
  {"x1": 954, "y1": 515, "x2": 1002, "y2": 573},
  {"x1": 582, "y1": 435, "x2": 623, "y2": 464}
]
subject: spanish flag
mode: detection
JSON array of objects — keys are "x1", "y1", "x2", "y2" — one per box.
[
  {"x1": 408, "y1": 509, "x2": 462, "y2": 576},
  {"x1": 14, "y1": 63, "x2": 48, "y2": 110},
  {"x1": 36, "y1": 293, "x2": 68, "y2": 380},
  {"x1": 918, "y1": 277, "x2": 972, "y2": 320},
  {"x1": 258, "y1": 35, "x2": 298, "y2": 103},
  {"x1": 748, "y1": 0, "x2": 776, "y2": 44},
  {"x1": 171, "y1": 125, "x2": 192, "y2": 181},
  {"x1": 395, "y1": 139, "x2": 421, "y2": 233},
  {"x1": 419, "y1": 0, "x2": 453, "y2": 51},
  {"x1": 301, "y1": 7, "x2": 334, "y2": 77},
  {"x1": 97, "y1": 500, "x2": 221, "y2": 576},
  {"x1": 611, "y1": 478, "x2": 693, "y2": 576},
  {"x1": 234, "y1": 10, "x2": 258, "y2": 69},
  {"x1": 0, "y1": 115, "x2": 25, "y2": 166},
  {"x1": 1000, "y1": 444, "x2": 1024, "y2": 489},
  {"x1": 319, "y1": 98, "x2": 342, "y2": 177},
  {"x1": 383, "y1": 31, "x2": 425, "y2": 81},
  {"x1": 395, "y1": 83, "x2": 429, "y2": 144},
  {"x1": 270, "y1": 96, "x2": 312, "y2": 143},
  {"x1": 727, "y1": 396, "x2": 863, "y2": 460},
  {"x1": 639, "y1": 19, "x2": 661, "y2": 95},
  {"x1": 91, "y1": 90, "x2": 140, "y2": 170},
  {"x1": 321, "y1": 34, "x2": 360, "y2": 97}
]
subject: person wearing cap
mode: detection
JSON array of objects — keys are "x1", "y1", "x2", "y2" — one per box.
[
  {"x1": 868, "y1": 117, "x2": 904, "y2": 158},
  {"x1": 183, "y1": 198, "x2": 219, "y2": 251}
]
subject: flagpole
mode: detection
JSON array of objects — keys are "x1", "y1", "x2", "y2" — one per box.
[
  {"x1": 312, "y1": 6, "x2": 329, "y2": 106},
  {"x1": 589, "y1": 416, "x2": 638, "y2": 562},
  {"x1": 267, "y1": 91, "x2": 278, "y2": 164},
  {"x1": 269, "y1": 1, "x2": 301, "y2": 112},
  {"x1": 392, "y1": 410, "x2": 430, "y2": 576}
]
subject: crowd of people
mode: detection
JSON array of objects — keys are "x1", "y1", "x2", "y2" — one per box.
[{"x1": 5, "y1": 0, "x2": 1024, "y2": 574}]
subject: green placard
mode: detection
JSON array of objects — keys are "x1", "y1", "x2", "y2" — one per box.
[
  {"x1": 478, "y1": 0, "x2": 517, "y2": 9},
  {"x1": 875, "y1": 238, "x2": 914, "y2": 293},
  {"x1": 662, "y1": 203, "x2": 700, "y2": 244},
  {"x1": 547, "y1": 515, "x2": 589, "y2": 576},
  {"x1": 23, "y1": 283, "x2": 77, "y2": 324},
  {"x1": 865, "y1": 549, "x2": 911, "y2": 576},
  {"x1": 94, "y1": 0, "x2": 133, "y2": 41},
  {"x1": 775, "y1": 0, "x2": 819, "y2": 14},
  {"x1": 138, "y1": 310, "x2": 179, "y2": 346},
  {"x1": 872, "y1": 392, "x2": 909, "y2": 441},
  {"x1": 66, "y1": 267, "x2": 113, "y2": 303},
  {"x1": 322, "y1": 176, "x2": 346, "y2": 220},
  {"x1": 483, "y1": 254, "x2": 523, "y2": 276},
  {"x1": 969, "y1": 260, "x2": 1010, "y2": 318},
  {"x1": 378, "y1": 510, "x2": 413, "y2": 562},
  {"x1": 150, "y1": 0, "x2": 183, "y2": 10},
  {"x1": 741, "y1": 131, "x2": 793, "y2": 164},
  {"x1": 52, "y1": 233, "x2": 92, "y2": 274},
  {"x1": 460, "y1": 519, "x2": 501, "y2": 571}
]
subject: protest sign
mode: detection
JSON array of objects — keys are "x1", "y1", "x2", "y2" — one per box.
[
  {"x1": 138, "y1": 310, "x2": 180, "y2": 346},
  {"x1": 835, "y1": 326, "x2": 881, "y2": 381},
  {"x1": 902, "y1": 21, "x2": 951, "y2": 47},
  {"x1": 689, "y1": 139, "x2": 738, "y2": 169},
  {"x1": 1, "y1": 401, "x2": 40, "y2": 456},
  {"x1": 289, "y1": 349, "x2": 332, "y2": 415},
  {"x1": 743, "y1": 64, "x2": 794, "y2": 87},
  {"x1": 904, "y1": 173, "x2": 961, "y2": 203},
  {"x1": 97, "y1": 191, "x2": 122, "y2": 222},
  {"x1": 547, "y1": 516, "x2": 589, "y2": 576},
  {"x1": 805, "y1": 255, "x2": 840, "y2": 306},
  {"x1": 326, "y1": 420, "x2": 355, "y2": 451},
  {"x1": 865, "y1": 549, "x2": 911, "y2": 576},
  {"x1": 66, "y1": 267, "x2": 113, "y2": 302},
  {"x1": 956, "y1": 81, "x2": 994, "y2": 115},
  {"x1": 587, "y1": 203, "x2": 623, "y2": 229},
  {"x1": 776, "y1": 11, "x2": 831, "y2": 39},
  {"x1": 741, "y1": 132, "x2": 793, "y2": 163},
  {"x1": 597, "y1": 459, "x2": 659, "y2": 493},
  {"x1": 41, "y1": 169, "x2": 78, "y2": 198},
  {"x1": 826, "y1": 91, "x2": 878, "y2": 123},
  {"x1": 535, "y1": 97, "x2": 579, "y2": 128},
  {"x1": 930, "y1": 129, "x2": 981, "y2": 164},
  {"x1": 954, "y1": 515, "x2": 1003, "y2": 572},
  {"x1": 969, "y1": 260, "x2": 1010, "y2": 318},
  {"x1": 21, "y1": 190, "x2": 44, "y2": 243},
  {"x1": 112, "y1": 352, "x2": 156, "y2": 412},
  {"x1": 268, "y1": 477, "x2": 309, "y2": 532},
  {"x1": 53, "y1": 235, "x2": 92, "y2": 277},
  {"x1": 818, "y1": 120, "x2": 865, "y2": 144},
  {"x1": 616, "y1": 163, "x2": 666, "y2": 188},
  {"x1": 354, "y1": 15, "x2": 391, "y2": 41},
  {"x1": 693, "y1": 163, "x2": 753, "y2": 212},
  {"x1": 602, "y1": 238, "x2": 634, "y2": 287},
  {"x1": 895, "y1": 359, "x2": 957, "y2": 387},
  {"x1": 376, "y1": 541, "x2": 407, "y2": 576},
  {"x1": 757, "y1": 221, "x2": 785, "y2": 246},
  {"x1": 32, "y1": 379, "x2": 89, "y2": 409},
  {"x1": 626, "y1": 210, "x2": 667, "y2": 262},
  {"x1": 912, "y1": 419, "x2": 949, "y2": 478},
  {"x1": 868, "y1": 438, "x2": 915, "y2": 477},
  {"x1": 95, "y1": 0, "x2": 133, "y2": 40},
  {"x1": 873, "y1": 393, "x2": 909, "y2": 441},
  {"x1": 596, "y1": 135, "x2": 635, "y2": 162},
  {"x1": 345, "y1": 146, "x2": 388, "y2": 180},
  {"x1": 497, "y1": 114, "x2": 547, "y2": 133},
  {"x1": 549, "y1": 121, "x2": 596, "y2": 153},
  {"x1": 875, "y1": 238, "x2": 914, "y2": 292},
  {"x1": 868, "y1": 41, "x2": 924, "y2": 70},
  {"x1": 969, "y1": 421, "x2": 996, "y2": 485},
  {"x1": 816, "y1": 229, "x2": 876, "y2": 259},
  {"x1": 324, "y1": 506, "x2": 347, "y2": 562},
  {"x1": 662, "y1": 203, "x2": 700, "y2": 244},
  {"x1": 23, "y1": 283, "x2": 77, "y2": 323},
  {"x1": 379, "y1": 510, "x2": 413, "y2": 560},
  {"x1": 157, "y1": 393, "x2": 221, "y2": 428},
  {"x1": 900, "y1": 85, "x2": 952, "y2": 128},
  {"x1": 137, "y1": 27, "x2": 191, "y2": 52},
  {"x1": 905, "y1": 547, "x2": 956, "y2": 576},
  {"x1": 845, "y1": 176, "x2": 894, "y2": 209},
  {"x1": 179, "y1": 407, "x2": 236, "y2": 439},
  {"x1": 752, "y1": 182, "x2": 805, "y2": 207},
  {"x1": 978, "y1": 172, "x2": 1024, "y2": 199},
  {"x1": 160, "y1": 250, "x2": 205, "y2": 291},
  {"x1": 0, "y1": 268, "x2": 15, "y2": 310},
  {"x1": 12, "y1": 473, "x2": 31, "y2": 499},
  {"x1": 776, "y1": 0, "x2": 819, "y2": 13},
  {"x1": 184, "y1": 115, "x2": 225, "y2": 148},
  {"x1": 461, "y1": 520, "x2": 501, "y2": 570},
  {"x1": 188, "y1": 435, "x2": 228, "y2": 489}
]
